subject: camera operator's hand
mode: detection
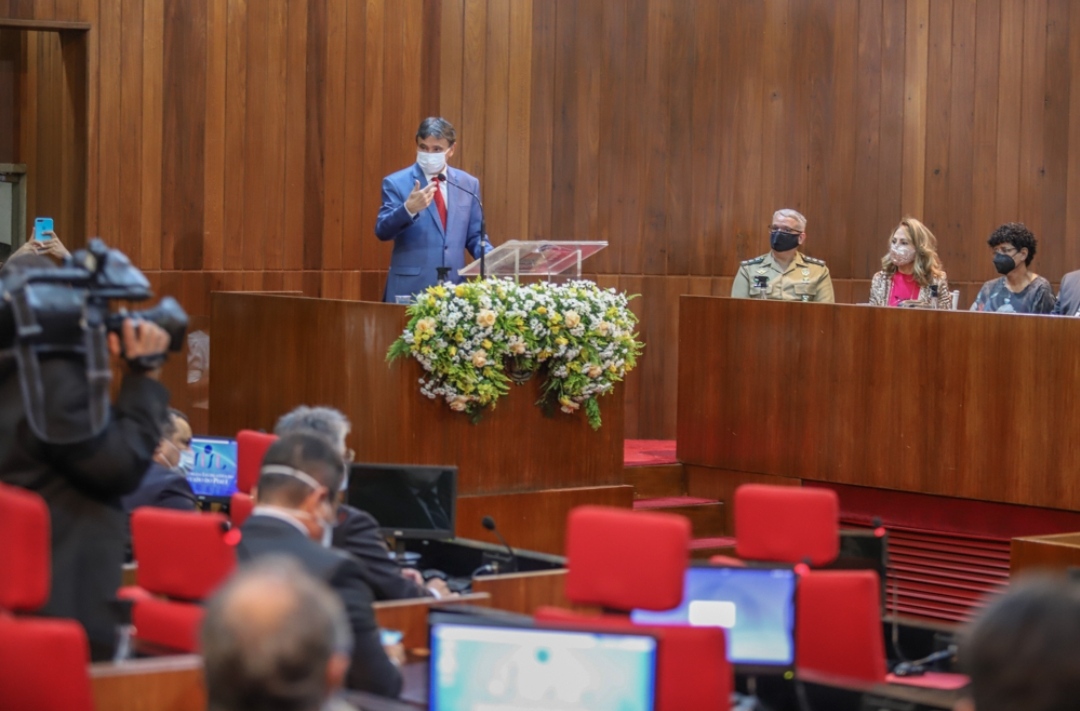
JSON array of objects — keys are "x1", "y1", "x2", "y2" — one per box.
[
  {"x1": 36, "y1": 232, "x2": 70, "y2": 261},
  {"x1": 108, "y1": 319, "x2": 170, "y2": 379}
]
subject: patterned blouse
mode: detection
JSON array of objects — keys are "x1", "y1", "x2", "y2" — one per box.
[
  {"x1": 869, "y1": 270, "x2": 952, "y2": 309},
  {"x1": 971, "y1": 276, "x2": 1056, "y2": 314}
]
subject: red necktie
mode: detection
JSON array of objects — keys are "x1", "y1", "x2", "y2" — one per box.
[{"x1": 432, "y1": 178, "x2": 447, "y2": 229}]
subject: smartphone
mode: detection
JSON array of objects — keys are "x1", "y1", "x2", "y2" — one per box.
[
  {"x1": 33, "y1": 217, "x2": 54, "y2": 241},
  {"x1": 379, "y1": 629, "x2": 403, "y2": 646}
]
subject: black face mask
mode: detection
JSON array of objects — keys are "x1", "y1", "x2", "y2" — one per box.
[
  {"x1": 770, "y1": 230, "x2": 801, "y2": 252},
  {"x1": 993, "y1": 252, "x2": 1017, "y2": 275}
]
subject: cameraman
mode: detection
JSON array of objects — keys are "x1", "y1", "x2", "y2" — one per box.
[{"x1": 0, "y1": 253, "x2": 172, "y2": 661}]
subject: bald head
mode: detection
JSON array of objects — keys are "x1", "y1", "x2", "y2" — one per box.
[{"x1": 201, "y1": 557, "x2": 352, "y2": 711}]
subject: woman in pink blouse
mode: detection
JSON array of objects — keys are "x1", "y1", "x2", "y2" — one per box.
[{"x1": 868, "y1": 217, "x2": 951, "y2": 308}]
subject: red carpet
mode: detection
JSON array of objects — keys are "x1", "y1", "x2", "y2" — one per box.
[{"x1": 624, "y1": 439, "x2": 678, "y2": 466}]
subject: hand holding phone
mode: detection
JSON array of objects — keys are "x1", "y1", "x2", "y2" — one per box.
[{"x1": 33, "y1": 217, "x2": 54, "y2": 241}]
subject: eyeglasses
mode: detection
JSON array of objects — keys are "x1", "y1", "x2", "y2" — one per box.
[
  {"x1": 769, "y1": 225, "x2": 802, "y2": 235},
  {"x1": 993, "y1": 246, "x2": 1019, "y2": 256},
  {"x1": 344, "y1": 448, "x2": 355, "y2": 464}
]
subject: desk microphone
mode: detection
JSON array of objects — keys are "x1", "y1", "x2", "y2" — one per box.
[
  {"x1": 441, "y1": 174, "x2": 490, "y2": 280},
  {"x1": 892, "y1": 645, "x2": 958, "y2": 677},
  {"x1": 481, "y1": 515, "x2": 518, "y2": 573}
]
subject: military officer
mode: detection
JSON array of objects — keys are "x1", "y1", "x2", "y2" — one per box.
[{"x1": 731, "y1": 208, "x2": 834, "y2": 303}]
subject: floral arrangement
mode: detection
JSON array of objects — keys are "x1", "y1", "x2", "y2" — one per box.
[{"x1": 387, "y1": 278, "x2": 643, "y2": 429}]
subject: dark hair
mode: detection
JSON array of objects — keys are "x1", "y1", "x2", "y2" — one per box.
[
  {"x1": 257, "y1": 433, "x2": 345, "y2": 507},
  {"x1": 987, "y1": 222, "x2": 1037, "y2": 266},
  {"x1": 959, "y1": 576, "x2": 1080, "y2": 711},
  {"x1": 416, "y1": 117, "x2": 456, "y2": 146},
  {"x1": 160, "y1": 408, "x2": 188, "y2": 441},
  {"x1": 201, "y1": 556, "x2": 352, "y2": 711}
]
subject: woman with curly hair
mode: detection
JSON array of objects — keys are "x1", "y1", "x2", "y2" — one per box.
[
  {"x1": 971, "y1": 222, "x2": 1056, "y2": 314},
  {"x1": 869, "y1": 217, "x2": 951, "y2": 308}
]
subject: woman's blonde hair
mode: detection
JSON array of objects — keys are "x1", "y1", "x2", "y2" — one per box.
[{"x1": 881, "y1": 217, "x2": 944, "y2": 287}]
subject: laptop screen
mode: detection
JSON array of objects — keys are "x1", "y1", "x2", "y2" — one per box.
[
  {"x1": 186, "y1": 436, "x2": 238, "y2": 500},
  {"x1": 430, "y1": 620, "x2": 658, "y2": 711},
  {"x1": 631, "y1": 564, "x2": 797, "y2": 669}
]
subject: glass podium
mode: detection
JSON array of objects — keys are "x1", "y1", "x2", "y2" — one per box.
[{"x1": 458, "y1": 240, "x2": 608, "y2": 281}]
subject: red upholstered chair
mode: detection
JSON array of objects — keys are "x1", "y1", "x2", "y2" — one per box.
[
  {"x1": 128, "y1": 508, "x2": 238, "y2": 653},
  {"x1": 0, "y1": 484, "x2": 95, "y2": 711},
  {"x1": 722, "y1": 484, "x2": 840, "y2": 566},
  {"x1": 230, "y1": 429, "x2": 277, "y2": 526},
  {"x1": 795, "y1": 570, "x2": 887, "y2": 684},
  {"x1": 535, "y1": 505, "x2": 732, "y2": 711}
]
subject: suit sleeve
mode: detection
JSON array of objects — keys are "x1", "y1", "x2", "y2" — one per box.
[
  {"x1": 333, "y1": 508, "x2": 429, "y2": 601},
  {"x1": 814, "y1": 268, "x2": 835, "y2": 303},
  {"x1": 42, "y1": 364, "x2": 169, "y2": 498},
  {"x1": 464, "y1": 177, "x2": 491, "y2": 259},
  {"x1": 332, "y1": 558, "x2": 404, "y2": 698},
  {"x1": 375, "y1": 176, "x2": 416, "y2": 242},
  {"x1": 731, "y1": 267, "x2": 751, "y2": 298},
  {"x1": 156, "y1": 476, "x2": 198, "y2": 511}
]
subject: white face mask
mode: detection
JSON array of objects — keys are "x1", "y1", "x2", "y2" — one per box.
[
  {"x1": 416, "y1": 150, "x2": 447, "y2": 175},
  {"x1": 890, "y1": 244, "x2": 915, "y2": 266},
  {"x1": 177, "y1": 450, "x2": 195, "y2": 477},
  {"x1": 261, "y1": 465, "x2": 337, "y2": 547}
]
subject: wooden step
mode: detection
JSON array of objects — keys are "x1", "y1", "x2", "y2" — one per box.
[
  {"x1": 633, "y1": 497, "x2": 725, "y2": 538},
  {"x1": 623, "y1": 464, "x2": 685, "y2": 499}
]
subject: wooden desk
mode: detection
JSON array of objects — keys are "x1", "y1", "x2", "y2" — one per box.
[
  {"x1": 1011, "y1": 531, "x2": 1080, "y2": 577},
  {"x1": 209, "y1": 293, "x2": 631, "y2": 554},
  {"x1": 373, "y1": 592, "x2": 490, "y2": 652},
  {"x1": 678, "y1": 297, "x2": 1080, "y2": 511},
  {"x1": 90, "y1": 655, "x2": 204, "y2": 711}
]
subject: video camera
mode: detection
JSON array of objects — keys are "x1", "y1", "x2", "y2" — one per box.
[{"x1": 0, "y1": 238, "x2": 188, "y2": 444}]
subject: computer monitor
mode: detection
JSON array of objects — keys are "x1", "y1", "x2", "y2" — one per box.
[
  {"x1": 429, "y1": 616, "x2": 658, "y2": 711},
  {"x1": 347, "y1": 463, "x2": 456, "y2": 540},
  {"x1": 631, "y1": 563, "x2": 797, "y2": 673},
  {"x1": 186, "y1": 436, "x2": 239, "y2": 501}
]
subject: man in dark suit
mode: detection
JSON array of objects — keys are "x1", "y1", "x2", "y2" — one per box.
[
  {"x1": 0, "y1": 252, "x2": 172, "y2": 661},
  {"x1": 238, "y1": 433, "x2": 403, "y2": 698},
  {"x1": 274, "y1": 405, "x2": 449, "y2": 600},
  {"x1": 121, "y1": 408, "x2": 197, "y2": 513},
  {"x1": 375, "y1": 117, "x2": 492, "y2": 302},
  {"x1": 1052, "y1": 269, "x2": 1080, "y2": 316}
]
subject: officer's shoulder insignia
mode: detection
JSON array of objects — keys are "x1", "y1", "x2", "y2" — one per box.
[
  {"x1": 741, "y1": 255, "x2": 766, "y2": 267},
  {"x1": 803, "y1": 255, "x2": 826, "y2": 266}
]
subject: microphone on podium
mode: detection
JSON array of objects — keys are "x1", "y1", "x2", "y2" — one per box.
[
  {"x1": 440, "y1": 174, "x2": 490, "y2": 280},
  {"x1": 479, "y1": 515, "x2": 518, "y2": 574}
]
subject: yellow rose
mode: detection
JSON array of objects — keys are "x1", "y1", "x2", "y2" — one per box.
[
  {"x1": 536, "y1": 306, "x2": 547, "y2": 315},
  {"x1": 449, "y1": 397, "x2": 469, "y2": 412},
  {"x1": 482, "y1": 339, "x2": 493, "y2": 350},
  {"x1": 476, "y1": 309, "x2": 497, "y2": 328},
  {"x1": 597, "y1": 321, "x2": 612, "y2": 336},
  {"x1": 415, "y1": 317, "x2": 437, "y2": 334},
  {"x1": 564, "y1": 311, "x2": 581, "y2": 328},
  {"x1": 455, "y1": 284, "x2": 467, "y2": 297},
  {"x1": 588, "y1": 365, "x2": 603, "y2": 378},
  {"x1": 510, "y1": 341, "x2": 526, "y2": 355},
  {"x1": 555, "y1": 337, "x2": 568, "y2": 347},
  {"x1": 471, "y1": 350, "x2": 488, "y2": 368}
]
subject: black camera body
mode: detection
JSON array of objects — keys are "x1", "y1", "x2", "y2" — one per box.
[{"x1": 0, "y1": 238, "x2": 188, "y2": 444}]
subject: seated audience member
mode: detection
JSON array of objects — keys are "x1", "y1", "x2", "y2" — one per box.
[
  {"x1": 731, "y1": 208, "x2": 834, "y2": 303},
  {"x1": 1051, "y1": 269, "x2": 1080, "y2": 316},
  {"x1": 956, "y1": 576, "x2": 1080, "y2": 711},
  {"x1": 238, "y1": 433, "x2": 403, "y2": 698},
  {"x1": 971, "y1": 222, "x2": 1056, "y2": 314},
  {"x1": 201, "y1": 556, "x2": 358, "y2": 711},
  {"x1": 121, "y1": 408, "x2": 197, "y2": 513},
  {"x1": 274, "y1": 405, "x2": 450, "y2": 601},
  {"x1": 868, "y1": 217, "x2": 951, "y2": 308}
]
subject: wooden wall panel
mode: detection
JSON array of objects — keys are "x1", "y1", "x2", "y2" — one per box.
[{"x1": 8, "y1": 0, "x2": 1080, "y2": 439}]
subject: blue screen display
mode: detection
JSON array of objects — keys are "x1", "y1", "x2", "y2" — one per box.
[
  {"x1": 631, "y1": 566, "x2": 797, "y2": 667},
  {"x1": 430, "y1": 623, "x2": 657, "y2": 711},
  {"x1": 187, "y1": 437, "x2": 238, "y2": 499}
]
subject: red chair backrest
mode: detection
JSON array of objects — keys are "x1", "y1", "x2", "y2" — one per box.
[
  {"x1": 0, "y1": 614, "x2": 94, "y2": 711},
  {"x1": 734, "y1": 484, "x2": 839, "y2": 565},
  {"x1": 131, "y1": 508, "x2": 237, "y2": 601},
  {"x1": 230, "y1": 491, "x2": 255, "y2": 527},
  {"x1": 0, "y1": 483, "x2": 50, "y2": 613},
  {"x1": 535, "y1": 607, "x2": 731, "y2": 711},
  {"x1": 564, "y1": 506, "x2": 691, "y2": 612},
  {"x1": 130, "y1": 597, "x2": 207, "y2": 654},
  {"x1": 236, "y1": 430, "x2": 278, "y2": 494},
  {"x1": 795, "y1": 569, "x2": 887, "y2": 684}
]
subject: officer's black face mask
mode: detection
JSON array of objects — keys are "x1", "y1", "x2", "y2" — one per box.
[
  {"x1": 993, "y1": 252, "x2": 1017, "y2": 275},
  {"x1": 770, "y1": 229, "x2": 801, "y2": 252}
]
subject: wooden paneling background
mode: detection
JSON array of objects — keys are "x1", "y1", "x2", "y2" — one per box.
[{"x1": 4, "y1": 0, "x2": 1080, "y2": 438}]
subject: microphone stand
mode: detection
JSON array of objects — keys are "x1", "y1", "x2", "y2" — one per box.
[{"x1": 444, "y1": 174, "x2": 488, "y2": 282}]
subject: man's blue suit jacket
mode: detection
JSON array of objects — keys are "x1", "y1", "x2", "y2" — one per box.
[{"x1": 375, "y1": 163, "x2": 489, "y2": 302}]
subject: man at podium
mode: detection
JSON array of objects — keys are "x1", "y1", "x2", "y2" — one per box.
[{"x1": 375, "y1": 117, "x2": 492, "y2": 303}]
